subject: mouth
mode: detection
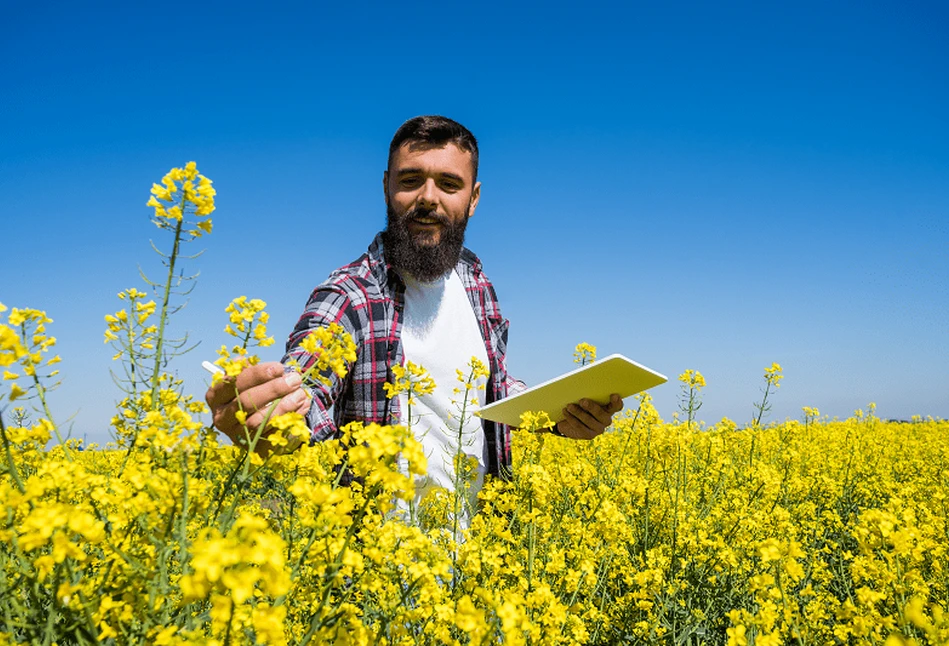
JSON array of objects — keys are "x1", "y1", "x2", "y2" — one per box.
[
  {"x1": 406, "y1": 210, "x2": 449, "y2": 233},
  {"x1": 413, "y1": 217, "x2": 441, "y2": 226}
]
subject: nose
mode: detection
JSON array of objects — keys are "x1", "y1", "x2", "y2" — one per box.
[{"x1": 416, "y1": 179, "x2": 438, "y2": 210}]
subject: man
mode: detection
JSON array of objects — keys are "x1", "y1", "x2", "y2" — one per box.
[{"x1": 206, "y1": 116, "x2": 621, "y2": 492}]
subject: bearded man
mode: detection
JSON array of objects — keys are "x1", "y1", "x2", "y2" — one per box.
[{"x1": 206, "y1": 116, "x2": 622, "y2": 506}]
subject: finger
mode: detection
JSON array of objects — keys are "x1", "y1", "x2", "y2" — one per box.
[
  {"x1": 607, "y1": 394, "x2": 623, "y2": 415},
  {"x1": 205, "y1": 362, "x2": 286, "y2": 408},
  {"x1": 235, "y1": 371, "x2": 303, "y2": 417},
  {"x1": 296, "y1": 396, "x2": 312, "y2": 417},
  {"x1": 576, "y1": 399, "x2": 614, "y2": 428},
  {"x1": 205, "y1": 375, "x2": 235, "y2": 410},
  {"x1": 234, "y1": 361, "x2": 290, "y2": 393},
  {"x1": 565, "y1": 403, "x2": 599, "y2": 429},
  {"x1": 216, "y1": 419, "x2": 247, "y2": 448},
  {"x1": 211, "y1": 373, "x2": 302, "y2": 433},
  {"x1": 559, "y1": 407, "x2": 601, "y2": 440}
]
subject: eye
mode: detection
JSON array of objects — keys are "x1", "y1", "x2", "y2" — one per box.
[
  {"x1": 438, "y1": 179, "x2": 462, "y2": 192},
  {"x1": 398, "y1": 176, "x2": 422, "y2": 189}
]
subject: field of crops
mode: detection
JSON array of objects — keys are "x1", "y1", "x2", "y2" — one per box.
[{"x1": 2, "y1": 164, "x2": 946, "y2": 645}]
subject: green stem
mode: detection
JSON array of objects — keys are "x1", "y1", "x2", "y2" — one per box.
[
  {"x1": 150, "y1": 206, "x2": 185, "y2": 409},
  {"x1": 754, "y1": 381, "x2": 773, "y2": 427},
  {"x1": 451, "y1": 368, "x2": 476, "y2": 556},
  {"x1": 642, "y1": 421, "x2": 652, "y2": 558},
  {"x1": 177, "y1": 452, "x2": 191, "y2": 570},
  {"x1": 29, "y1": 370, "x2": 72, "y2": 461},
  {"x1": 0, "y1": 414, "x2": 26, "y2": 493}
]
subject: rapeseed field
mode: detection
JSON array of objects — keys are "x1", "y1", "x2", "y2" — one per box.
[{"x1": 1, "y1": 164, "x2": 946, "y2": 645}]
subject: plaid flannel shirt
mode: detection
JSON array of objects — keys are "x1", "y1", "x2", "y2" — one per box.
[{"x1": 282, "y1": 233, "x2": 525, "y2": 478}]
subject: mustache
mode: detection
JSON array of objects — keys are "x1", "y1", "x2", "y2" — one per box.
[{"x1": 403, "y1": 207, "x2": 451, "y2": 227}]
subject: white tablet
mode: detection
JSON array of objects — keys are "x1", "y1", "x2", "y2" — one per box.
[{"x1": 474, "y1": 354, "x2": 667, "y2": 428}]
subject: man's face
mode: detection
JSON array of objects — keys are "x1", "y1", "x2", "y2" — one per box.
[{"x1": 382, "y1": 142, "x2": 481, "y2": 281}]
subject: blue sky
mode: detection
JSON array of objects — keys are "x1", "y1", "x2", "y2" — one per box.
[{"x1": 2, "y1": 1, "x2": 947, "y2": 444}]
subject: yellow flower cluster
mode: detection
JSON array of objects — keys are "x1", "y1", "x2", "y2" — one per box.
[
  {"x1": 109, "y1": 372, "x2": 208, "y2": 448},
  {"x1": 678, "y1": 368, "x2": 706, "y2": 389},
  {"x1": 0, "y1": 304, "x2": 27, "y2": 366},
  {"x1": 0, "y1": 304, "x2": 61, "y2": 416},
  {"x1": 453, "y1": 355, "x2": 490, "y2": 395},
  {"x1": 677, "y1": 368, "x2": 707, "y2": 428},
  {"x1": 214, "y1": 297, "x2": 278, "y2": 380},
  {"x1": 764, "y1": 361, "x2": 783, "y2": 388},
  {"x1": 262, "y1": 411, "x2": 312, "y2": 453},
  {"x1": 224, "y1": 295, "x2": 274, "y2": 345},
  {"x1": 573, "y1": 342, "x2": 597, "y2": 366},
  {"x1": 383, "y1": 359, "x2": 436, "y2": 404},
  {"x1": 179, "y1": 512, "x2": 290, "y2": 642},
  {"x1": 297, "y1": 322, "x2": 358, "y2": 388},
  {"x1": 146, "y1": 161, "x2": 215, "y2": 238},
  {"x1": 103, "y1": 288, "x2": 157, "y2": 358},
  {"x1": 518, "y1": 410, "x2": 556, "y2": 433}
]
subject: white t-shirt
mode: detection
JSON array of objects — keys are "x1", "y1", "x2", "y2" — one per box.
[{"x1": 397, "y1": 269, "x2": 490, "y2": 532}]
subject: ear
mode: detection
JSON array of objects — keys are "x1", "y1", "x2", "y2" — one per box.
[
  {"x1": 382, "y1": 171, "x2": 389, "y2": 206},
  {"x1": 467, "y1": 181, "x2": 481, "y2": 218}
]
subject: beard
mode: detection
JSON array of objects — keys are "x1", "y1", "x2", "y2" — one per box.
[{"x1": 382, "y1": 203, "x2": 469, "y2": 282}]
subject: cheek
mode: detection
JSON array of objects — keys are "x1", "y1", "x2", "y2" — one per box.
[
  {"x1": 390, "y1": 194, "x2": 416, "y2": 214},
  {"x1": 449, "y1": 195, "x2": 474, "y2": 218}
]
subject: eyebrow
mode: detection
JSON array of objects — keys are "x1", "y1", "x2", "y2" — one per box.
[{"x1": 394, "y1": 168, "x2": 466, "y2": 183}]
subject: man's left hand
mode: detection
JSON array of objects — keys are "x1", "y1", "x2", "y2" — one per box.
[{"x1": 555, "y1": 394, "x2": 623, "y2": 440}]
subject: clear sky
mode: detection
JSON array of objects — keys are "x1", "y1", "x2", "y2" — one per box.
[{"x1": 2, "y1": 1, "x2": 947, "y2": 445}]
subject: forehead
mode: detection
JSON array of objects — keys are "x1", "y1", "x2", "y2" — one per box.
[{"x1": 389, "y1": 142, "x2": 475, "y2": 182}]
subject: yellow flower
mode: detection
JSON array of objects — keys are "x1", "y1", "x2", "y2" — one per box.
[
  {"x1": 384, "y1": 361, "x2": 436, "y2": 404},
  {"x1": 758, "y1": 537, "x2": 783, "y2": 563},
  {"x1": 726, "y1": 624, "x2": 748, "y2": 646},
  {"x1": 147, "y1": 162, "x2": 215, "y2": 231},
  {"x1": 678, "y1": 369, "x2": 706, "y2": 389},
  {"x1": 298, "y1": 323, "x2": 358, "y2": 387},
  {"x1": 764, "y1": 362, "x2": 783, "y2": 387},
  {"x1": 573, "y1": 342, "x2": 597, "y2": 365},
  {"x1": 150, "y1": 183, "x2": 172, "y2": 201},
  {"x1": 219, "y1": 297, "x2": 275, "y2": 360},
  {"x1": 265, "y1": 411, "x2": 310, "y2": 451},
  {"x1": 519, "y1": 410, "x2": 556, "y2": 433},
  {"x1": 468, "y1": 355, "x2": 490, "y2": 381}
]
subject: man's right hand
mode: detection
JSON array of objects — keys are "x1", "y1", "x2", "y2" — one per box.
[{"x1": 205, "y1": 361, "x2": 311, "y2": 452}]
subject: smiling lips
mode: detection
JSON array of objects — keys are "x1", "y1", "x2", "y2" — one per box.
[{"x1": 407, "y1": 209, "x2": 448, "y2": 227}]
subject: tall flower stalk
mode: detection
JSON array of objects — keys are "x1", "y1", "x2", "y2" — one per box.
[
  {"x1": 0, "y1": 305, "x2": 70, "y2": 458},
  {"x1": 678, "y1": 369, "x2": 706, "y2": 430},
  {"x1": 752, "y1": 362, "x2": 783, "y2": 427},
  {"x1": 142, "y1": 161, "x2": 216, "y2": 410},
  {"x1": 447, "y1": 357, "x2": 490, "y2": 548}
]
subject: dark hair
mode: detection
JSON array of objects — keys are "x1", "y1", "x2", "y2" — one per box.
[{"x1": 388, "y1": 115, "x2": 479, "y2": 181}]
